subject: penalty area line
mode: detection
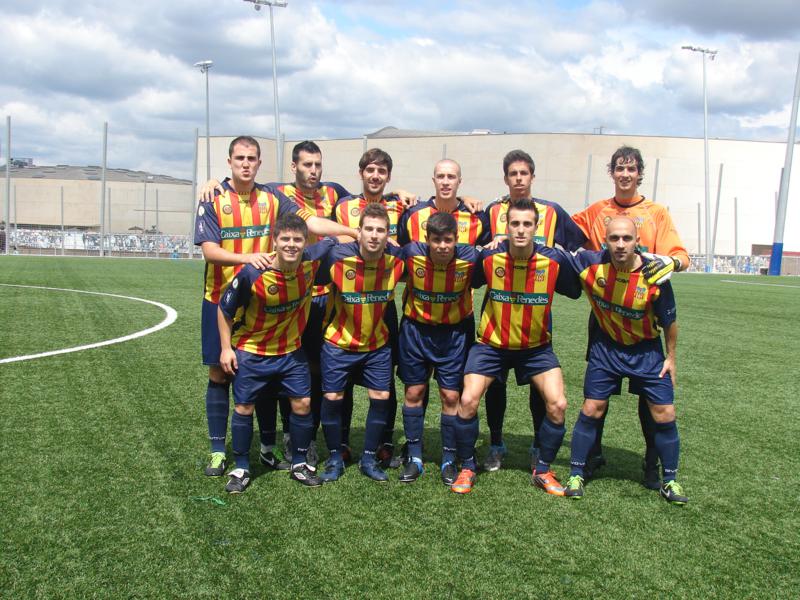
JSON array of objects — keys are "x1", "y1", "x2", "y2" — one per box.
[
  {"x1": 720, "y1": 279, "x2": 800, "y2": 289},
  {"x1": 0, "y1": 283, "x2": 178, "y2": 364}
]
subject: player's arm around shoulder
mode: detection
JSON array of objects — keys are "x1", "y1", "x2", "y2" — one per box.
[{"x1": 545, "y1": 246, "x2": 582, "y2": 300}]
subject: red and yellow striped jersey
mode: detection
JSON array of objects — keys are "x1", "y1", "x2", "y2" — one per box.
[
  {"x1": 334, "y1": 194, "x2": 405, "y2": 242},
  {"x1": 218, "y1": 239, "x2": 335, "y2": 356},
  {"x1": 194, "y1": 181, "x2": 311, "y2": 303},
  {"x1": 401, "y1": 242, "x2": 478, "y2": 325},
  {"x1": 485, "y1": 196, "x2": 586, "y2": 251},
  {"x1": 398, "y1": 197, "x2": 490, "y2": 246},
  {"x1": 473, "y1": 242, "x2": 580, "y2": 349},
  {"x1": 569, "y1": 250, "x2": 677, "y2": 345},
  {"x1": 272, "y1": 181, "x2": 350, "y2": 297},
  {"x1": 319, "y1": 242, "x2": 405, "y2": 352},
  {"x1": 571, "y1": 196, "x2": 690, "y2": 268}
]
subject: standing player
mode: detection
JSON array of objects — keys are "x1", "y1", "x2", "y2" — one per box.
[
  {"x1": 571, "y1": 146, "x2": 690, "y2": 486},
  {"x1": 332, "y1": 148, "x2": 406, "y2": 468},
  {"x1": 217, "y1": 214, "x2": 337, "y2": 492},
  {"x1": 194, "y1": 135, "x2": 355, "y2": 478},
  {"x1": 450, "y1": 199, "x2": 581, "y2": 494},
  {"x1": 317, "y1": 203, "x2": 405, "y2": 483},
  {"x1": 482, "y1": 150, "x2": 586, "y2": 473},
  {"x1": 562, "y1": 217, "x2": 687, "y2": 505},
  {"x1": 398, "y1": 212, "x2": 479, "y2": 485}
]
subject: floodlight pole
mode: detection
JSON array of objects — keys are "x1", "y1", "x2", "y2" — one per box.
[
  {"x1": 683, "y1": 45, "x2": 717, "y2": 271},
  {"x1": 5, "y1": 115, "x2": 10, "y2": 255},
  {"x1": 245, "y1": 0, "x2": 288, "y2": 180},
  {"x1": 194, "y1": 60, "x2": 213, "y2": 181}
]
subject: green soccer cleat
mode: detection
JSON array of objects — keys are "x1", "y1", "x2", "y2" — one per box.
[
  {"x1": 204, "y1": 452, "x2": 227, "y2": 477},
  {"x1": 660, "y1": 481, "x2": 688, "y2": 505},
  {"x1": 564, "y1": 475, "x2": 585, "y2": 499}
]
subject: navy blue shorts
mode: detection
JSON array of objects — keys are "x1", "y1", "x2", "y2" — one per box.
[
  {"x1": 321, "y1": 343, "x2": 393, "y2": 393},
  {"x1": 397, "y1": 317, "x2": 474, "y2": 391},
  {"x1": 464, "y1": 342, "x2": 560, "y2": 385},
  {"x1": 232, "y1": 348, "x2": 311, "y2": 404},
  {"x1": 301, "y1": 294, "x2": 327, "y2": 365},
  {"x1": 201, "y1": 298, "x2": 221, "y2": 366},
  {"x1": 583, "y1": 335, "x2": 673, "y2": 404}
]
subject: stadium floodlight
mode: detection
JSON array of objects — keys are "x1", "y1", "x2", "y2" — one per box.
[
  {"x1": 193, "y1": 60, "x2": 213, "y2": 181},
  {"x1": 682, "y1": 45, "x2": 718, "y2": 271},
  {"x1": 243, "y1": 0, "x2": 288, "y2": 179}
]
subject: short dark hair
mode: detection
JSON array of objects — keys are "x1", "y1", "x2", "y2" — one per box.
[
  {"x1": 507, "y1": 198, "x2": 540, "y2": 224},
  {"x1": 273, "y1": 213, "x2": 308, "y2": 239},
  {"x1": 503, "y1": 149, "x2": 535, "y2": 176},
  {"x1": 229, "y1": 136, "x2": 261, "y2": 158},
  {"x1": 359, "y1": 202, "x2": 390, "y2": 229},
  {"x1": 292, "y1": 140, "x2": 322, "y2": 163},
  {"x1": 359, "y1": 148, "x2": 393, "y2": 175},
  {"x1": 426, "y1": 211, "x2": 458, "y2": 238},
  {"x1": 608, "y1": 146, "x2": 644, "y2": 186}
]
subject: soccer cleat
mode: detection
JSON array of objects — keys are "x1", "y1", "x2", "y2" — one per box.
[
  {"x1": 660, "y1": 481, "x2": 688, "y2": 505},
  {"x1": 642, "y1": 459, "x2": 661, "y2": 491},
  {"x1": 290, "y1": 463, "x2": 322, "y2": 487},
  {"x1": 320, "y1": 457, "x2": 345, "y2": 483},
  {"x1": 359, "y1": 459, "x2": 389, "y2": 482},
  {"x1": 225, "y1": 468, "x2": 251, "y2": 494},
  {"x1": 532, "y1": 469, "x2": 566, "y2": 496},
  {"x1": 451, "y1": 468, "x2": 476, "y2": 494},
  {"x1": 260, "y1": 450, "x2": 290, "y2": 471},
  {"x1": 340, "y1": 445, "x2": 353, "y2": 465},
  {"x1": 205, "y1": 452, "x2": 227, "y2": 477},
  {"x1": 306, "y1": 441, "x2": 319, "y2": 469},
  {"x1": 440, "y1": 462, "x2": 458, "y2": 486},
  {"x1": 482, "y1": 443, "x2": 507, "y2": 472},
  {"x1": 376, "y1": 443, "x2": 395, "y2": 470},
  {"x1": 584, "y1": 453, "x2": 607, "y2": 479},
  {"x1": 399, "y1": 457, "x2": 424, "y2": 483},
  {"x1": 564, "y1": 475, "x2": 585, "y2": 499}
]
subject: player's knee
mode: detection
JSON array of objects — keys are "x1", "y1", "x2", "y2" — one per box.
[
  {"x1": 440, "y1": 389, "x2": 460, "y2": 412},
  {"x1": 234, "y1": 403, "x2": 254, "y2": 416},
  {"x1": 648, "y1": 402, "x2": 675, "y2": 423},
  {"x1": 582, "y1": 399, "x2": 607, "y2": 419},
  {"x1": 546, "y1": 396, "x2": 567, "y2": 422},
  {"x1": 291, "y1": 397, "x2": 311, "y2": 415},
  {"x1": 208, "y1": 366, "x2": 228, "y2": 384},
  {"x1": 459, "y1": 394, "x2": 480, "y2": 417},
  {"x1": 404, "y1": 385, "x2": 425, "y2": 407},
  {"x1": 369, "y1": 389, "x2": 390, "y2": 401}
]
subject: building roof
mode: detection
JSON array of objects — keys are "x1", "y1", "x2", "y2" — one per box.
[
  {"x1": 365, "y1": 126, "x2": 494, "y2": 138},
  {"x1": 1, "y1": 164, "x2": 191, "y2": 185}
]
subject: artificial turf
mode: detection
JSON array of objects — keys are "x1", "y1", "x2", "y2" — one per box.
[{"x1": 1, "y1": 256, "x2": 798, "y2": 598}]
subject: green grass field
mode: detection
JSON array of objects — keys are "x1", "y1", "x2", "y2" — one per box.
[{"x1": 1, "y1": 255, "x2": 799, "y2": 599}]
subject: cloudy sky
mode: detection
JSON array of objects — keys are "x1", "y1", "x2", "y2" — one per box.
[{"x1": 2, "y1": 0, "x2": 799, "y2": 178}]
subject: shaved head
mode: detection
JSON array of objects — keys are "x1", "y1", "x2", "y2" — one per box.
[
  {"x1": 434, "y1": 159, "x2": 461, "y2": 177},
  {"x1": 605, "y1": 216, "x2": 637, "y2": 237}
]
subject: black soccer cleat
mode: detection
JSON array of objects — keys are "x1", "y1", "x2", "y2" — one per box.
[
  {"x1": 225, "y1": 468, "x2": 251, "y2": 494},
  {"x1": 260, "y1": 449, "x2": 290, "y2": 471},
  {"x1": 440, "y1": 462, "x2": 458, "y2": 486},
  {"x1": 290, "y1": 463, "x2": 322, "y2": 487},
  {"x1": 399, "y1": 458, "x2": 424, "y2": 483}
]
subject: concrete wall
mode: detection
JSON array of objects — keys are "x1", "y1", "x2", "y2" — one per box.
[{"x1": 200, "y1": 132, "x2": 800, "y2": 256}]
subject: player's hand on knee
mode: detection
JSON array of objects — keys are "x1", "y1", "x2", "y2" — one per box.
[
  {"x1": 641, "y1": 252, "x2": 679, "y2": 286},
  {"x1": 220, "y1": 348, "x2": 238, "y2": 376},
  {"x1": 659, "y1": 356, "x2": 677, "y2": 387}
]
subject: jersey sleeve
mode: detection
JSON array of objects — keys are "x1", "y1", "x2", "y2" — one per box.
[
  {"x1": 194, "y1": 197, "x2": 221, "y2": 246},
  {"x1": 652, "y1": 280, "x2": 677, "y2": 328},
  {"x1": 219, "y1": 265, "x2": 258, "y2": 319},
  {"x1": 653, "y1": 207, "x2": 691, "y2": 269},
  {"x1": 552, "y1": 248, "x2": 582, "y2": 299},
  {"x1": 303, "y1": 237, "x2": 338, "y2": 262},
  {"x1": 398, "y1": 208, "x2": 412, "y2": 246},
  {"x1": 475, "y1": 209, "x2": 492, "y2": 247},
  {"x1": 553, "y1": 203, "x2": 588, "y2": 251},
  {"x1": 330, "y1": 182, "x2": 351, "y2": 200},
  {"x1": 570, "y1": 204, "x2": 594, "y2": 241}
]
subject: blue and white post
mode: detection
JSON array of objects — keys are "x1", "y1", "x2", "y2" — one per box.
[{"x1": 769, "y1": 53, "x2": 800, "y2": 276}]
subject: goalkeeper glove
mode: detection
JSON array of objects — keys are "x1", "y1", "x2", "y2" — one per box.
[{"x1": 641, "y1": 253, "x2": 680, "y2": 286}]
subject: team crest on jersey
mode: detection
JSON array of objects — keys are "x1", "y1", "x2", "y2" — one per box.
[
  {"x1": 415, "y1": 267, "x2": 426, "y2": 278},
  {"x1": 603, "y1": 216, "x2": 612, "y2": 226},
  {"x1": 345, "y1": 269, "x2": 357, "y2": 280},
  {"x1": 421, "y1": 220, "x2": 428, "y2": 230},
  {"x1": 459, "y1": 223, "x2": 467, "y2": 233},
  {"x1": 198, "y1": 206, "x2": 205, "y2": 217},
  {"x1": 222, "y1": 204, "x2": 233, "y2": 215},
  {"x1": 495, "y1": 267, "x2": 506, "y2": 278},
  {"x1": 499, "y1": 213, "x2": 507, "y2": 223},
  {"x1": 454, "y1": 271, "x2": 467, "y2": 281},
  {"x1": 268, "y1": 284, "x2": 279, "y2": 295},
  {"x1": 634, "y1": 286, "x2": 647, "y2": 300},
  {"x1": 232, "y1": 279, "x2": 239, "y2": 289},
  {"x1": 597, "y1": 277, "x2": 606, "y2": 288},
  {"x1": 350, "y1": 207, "x2": 361, "y2": 217},
  {"x1": 258, "y1": 203, "x2": 268, "y2": 214},
  {"x1": 535, "y1": 268, "x2": 546, "y2": 282}
]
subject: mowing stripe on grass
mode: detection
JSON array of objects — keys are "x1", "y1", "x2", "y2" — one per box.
[
  {"x1": 0, "y1": 283, "x2": 178, "y2": 364},
  {"x1": 720, "y1": 279, "x2": 800, "y2": 289}
]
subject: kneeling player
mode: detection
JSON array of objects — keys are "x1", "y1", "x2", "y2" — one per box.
[
  {"x1": 451, "y1": 199, "x2": 581, "y2": 494},
  {"x1": 398, "y1": 212, "x2": 479, "y2": 484},
  {"x1": 563, "y1": 217, "x2": 687, "y2": 504},
  {"x1": 318, "y1": 203, "x2": 405, "y2": 483},
  {"x1": 217, "y1": 214, "x2": 336, "y2": 492}
]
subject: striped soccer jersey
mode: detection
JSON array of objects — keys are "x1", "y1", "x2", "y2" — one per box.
[
  {"x1": 334, "y1": 194, "x2": 405, "y2": 242},
  {"x1": 485, "y1": 196, "x2": 586, "y2": 251},
  {"x1": 398, "y1": 197, "x2": 490, "y2": 246}
]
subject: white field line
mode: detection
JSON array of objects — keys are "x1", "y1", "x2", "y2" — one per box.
[
  {"x1": 0, "y1": 283, "x2": 178, "y2": 364},
  {"x1": 720, "y1": 279, "x2": 800, "y2": 289}
]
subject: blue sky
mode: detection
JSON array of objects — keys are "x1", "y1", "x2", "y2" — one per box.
[{"x1": 1, "y1": 0, "x2": 798, "y2": 177}]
